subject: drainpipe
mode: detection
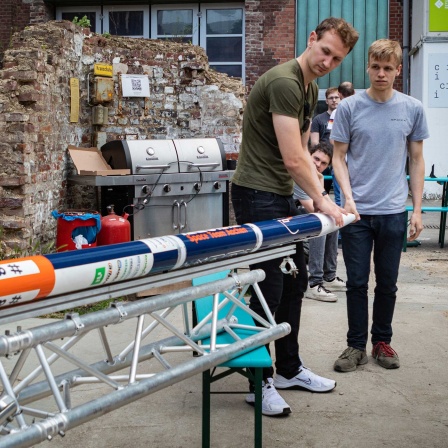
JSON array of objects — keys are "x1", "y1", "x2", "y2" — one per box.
[{"x1": 402, "y1": 0, "x2": 410, "y2": 94}]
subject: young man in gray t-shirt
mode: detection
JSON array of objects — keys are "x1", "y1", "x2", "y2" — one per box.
[{"x1": 331, "y1": 39, "x2": 429, "y2": 373}]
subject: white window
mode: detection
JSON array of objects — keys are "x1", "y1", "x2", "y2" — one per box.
[
  {"x1": 200, "y1": 3, "x2": 244, "y2": 79},
  {"x1": 151, "y1": 4, "x2": 199, "y2": 44},
  {"x1": 103, "y1": 5, "x2": 149, "y2": 38},
  {"x1": 56, "y1": 6, "x2": 101, "y2": 33}
]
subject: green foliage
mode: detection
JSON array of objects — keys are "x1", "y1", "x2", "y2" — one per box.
[
  {"x1": 0, "y1": 226, "x2": 57, "y2": 261},
  {"x1": 102, "y1": 32, "x2": 111, "y2": 38},
  {"x1": 42, "y1": 298, "x2": 126, "y2": 319},
  {"x1": 72, "y1": 15, "x2": 91, "y2": 29}
]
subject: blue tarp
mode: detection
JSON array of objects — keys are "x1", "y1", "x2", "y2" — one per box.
[{"x1": 52, "y1": 210, "x2": 101, "y2": 244}]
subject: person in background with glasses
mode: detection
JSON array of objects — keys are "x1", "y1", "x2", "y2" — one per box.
[
  {"x1": 310, "y1": 87, "x2": 340, "y2": 146},
  {"x1": 231, "y1": 17, "x2": 359, "y2": 416},
  {"x1": 303, "y1": 86, "x2": 347, "y2": 302}
]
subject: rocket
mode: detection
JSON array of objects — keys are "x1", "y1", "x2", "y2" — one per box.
[{"x1": 0, "y1": 213, "x2": 354, "y2": 311}]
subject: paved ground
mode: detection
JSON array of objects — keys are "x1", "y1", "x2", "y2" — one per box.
[{"x1": 1, "y1": 199, "x2": 447, "y2": 447}]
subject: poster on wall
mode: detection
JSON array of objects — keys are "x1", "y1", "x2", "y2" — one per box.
[
  {"x1": 428, "y1": 54, "x2": 448, "y2": 108},
  {"x1": 121, "y1": 74, "x2": 150, "y2": 97},
  {"x1": 429, "y1": 0, "x2": 448, "y2": 32}
]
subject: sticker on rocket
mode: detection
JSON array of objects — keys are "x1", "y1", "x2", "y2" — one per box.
[
  {"x1": 141, "y1": 235, "x2": 186, "y2": 271},
  {"x1": 51, "y1": 253, "x2": 154, "y2": 296},
  {"x1": 257, "y1": 214, "x2": 324, "y2": 248},
  {"x1": 0, "y1": 257, "x2": 55, "y2": 302},
  {"x1": 178, "y1": 225, "x2": 259, "y2": 265},
  {"x1": 0, "y1": 291, "x2": 39, "y2": 307}
]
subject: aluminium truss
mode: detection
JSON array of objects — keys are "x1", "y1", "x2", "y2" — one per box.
[{"x1": 0, "y1": 246, "x2": 295, "y2": 448}]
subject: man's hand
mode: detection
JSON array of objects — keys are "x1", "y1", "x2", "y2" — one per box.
[
  {"x1": 314, "y1": 196, "x2": 347, "y2": 227},
  {"x1": 408, "y1": 211, "x2": 423, "y2": 241},
  {"x1": 340, "y1": 197, "x2": 360, "y2": 222}
]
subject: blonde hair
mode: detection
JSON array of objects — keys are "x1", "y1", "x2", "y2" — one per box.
[{"x1": 368, "y1": 39, "x2": 402, "y2": 66}]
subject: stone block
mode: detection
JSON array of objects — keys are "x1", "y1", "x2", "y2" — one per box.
[
  {"x1": 5, "y1": 113, "x2": 29, "y2": 122},
  {"x1": 2, "y1": 70, "x2": 38, "y2": 81},
  {"x1": 0, "y1": 197, "x2": 23, "y2": 209},
  {"x1": 18, "y1": 92, "x2": 41, "y2": 103}
]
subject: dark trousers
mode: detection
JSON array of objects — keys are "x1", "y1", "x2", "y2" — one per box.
[
  {"x1": 340, "y1": 213, "x2": 406, "y2": 351},
  {"x1": 231, "y1": 184, "x2": 308, "y2": 380}
]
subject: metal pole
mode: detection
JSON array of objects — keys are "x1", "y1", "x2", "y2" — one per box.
[{"x1": 0, "y1": 324, "x2": 290, "y2": 448}]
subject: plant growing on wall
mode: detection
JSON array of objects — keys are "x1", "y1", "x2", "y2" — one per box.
[{"x1": 72, "y1": 15, "x2": 91, "y2": 29}]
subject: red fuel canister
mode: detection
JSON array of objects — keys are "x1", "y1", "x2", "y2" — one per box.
[{"x1": 97, "y1": 205, "x2": 131, "y2": 246}]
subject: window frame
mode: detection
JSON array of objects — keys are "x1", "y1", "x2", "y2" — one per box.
[
  {"x1": 150, "y1": 4, "x2": 199, "y2": 45},
  {"x1": 55, "y1": 6, "x2": 102, "y2": 33},
  {"x1": 200, "y1": 3, "x2": 245, "y2": 80},
  {"x1": 103, "y1": 4, "x2": 150, "y2": 38}
]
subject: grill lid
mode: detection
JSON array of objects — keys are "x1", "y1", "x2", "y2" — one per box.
[{"x1": 100, "y1": 138, "x2": 226, "y2": 175}]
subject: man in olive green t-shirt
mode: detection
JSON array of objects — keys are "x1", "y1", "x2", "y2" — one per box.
[{"x1": 232, "y1": 17, "x2": 358, "y2": 416}]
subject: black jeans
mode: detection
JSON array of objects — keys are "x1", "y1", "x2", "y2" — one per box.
[
  {"x1": 231, "y1": 183, "x2": 308, "y2": 380},
  {"x1": 340, "y1": 213, "x2": 406, "y2": 351}
]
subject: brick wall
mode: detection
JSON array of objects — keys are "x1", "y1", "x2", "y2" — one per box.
[
  {"x1": 0, "y1": 21, "x2": 244, "y2": 255},
  {"x1": 389, "y1": 0, "x2": 404, "y2": 92},
  {"x1": 0, "y1": 0, "x2": 32, "y2": 67},
  {"x1": 245, "y1": 0, "x2": 296, "y2": 90}
]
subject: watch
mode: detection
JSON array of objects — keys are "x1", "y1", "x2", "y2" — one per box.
[{"x1": 322, "y1": 191, "x2": 328, "y2": 197}]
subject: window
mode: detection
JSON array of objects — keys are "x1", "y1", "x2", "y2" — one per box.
[
  {"x1": 56, "y1": 7, "x2": 101, "y2": 33},
  {"x1": 201, "y1": 5, "x2": 244, "y2": 79},
  {"x1": 103, "y1": 5, "x2": 149, "y2": 38},
  {"x1": 151, "y1": 4, "x2": 199, "y2": 44}
]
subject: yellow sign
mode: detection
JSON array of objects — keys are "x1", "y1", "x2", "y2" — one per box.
[
  {"x1": 70, "y1": 78, "x2": 79, "y2": 123},
  {"x1": 94, "y1": 63, "x2": 113, "y2": 77},
  {"x1": 429, "y1": 0, "x2": 448, "y2": 32}
]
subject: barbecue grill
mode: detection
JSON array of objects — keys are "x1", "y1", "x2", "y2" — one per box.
[{"x1": 73, "y1": 138, "x2": 231, "y2": 240}]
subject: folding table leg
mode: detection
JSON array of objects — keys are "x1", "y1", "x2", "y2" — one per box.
[
  {"x1": 254, "y1": 367, "x2": 263, "y2": 448},
  {"x1": 202, "y1": 370, "x2": 211, "y2": 448}
]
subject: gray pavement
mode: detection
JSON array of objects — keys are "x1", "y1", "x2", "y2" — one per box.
[{"x1": 1, "y1": 199, "x2": 447, "y2": 447}]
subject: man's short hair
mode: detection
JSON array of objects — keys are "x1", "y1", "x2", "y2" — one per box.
[
  {"x1": 315, "y1": 17, "x2": 359, "y2": 53},
  {"x1": 309, "y1": 141, "x2": 333, "y2": 163},
  {"x1": 368, "y1": 39, "x2": 403, "y2": 66},
  {"x1": 325, "y1": 87, "x2": 338, "y2": 98},
  {"x1": 338, "y1": 81, "x2": 355, "y2": 98}
]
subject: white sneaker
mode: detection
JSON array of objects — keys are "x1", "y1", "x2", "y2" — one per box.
[
  {"x1": 305, "y1": 284, "x2": 337, "y2": 302},
  {"x1": 245, "y1": 378, "x2": 291, "y2": 416},
  {"x1": 323, "y1": 276, "x2": 347, "y2": 292},
  {"x1": 274, "y1": 366, "x2": 336, "y2": 393}
]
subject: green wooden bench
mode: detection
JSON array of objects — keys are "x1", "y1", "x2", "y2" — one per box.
[
  {"x1": 403, "y1": 206, "x2": 448, "y2": 251},
  {"x1": 192, "y1": 271, "x2": 272, "y2": 448}
]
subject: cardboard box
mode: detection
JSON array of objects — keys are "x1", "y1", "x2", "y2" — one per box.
[{"x1": 68, "y1": 146, "x2": 130, "y2": 176}]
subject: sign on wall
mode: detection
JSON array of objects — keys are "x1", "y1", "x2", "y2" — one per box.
[
  {"x1": 121, "y1": 74, "x2": 150, "y2": 97},
  {"x1": 70, "y1": 78, "x2": 80, "y2": 122},
  {"x1": 429, "y1": 0, "x2": 448, "y2": 32},
  {"x1": 428, "y1": 54, "x2": 448, "y2": 108}
]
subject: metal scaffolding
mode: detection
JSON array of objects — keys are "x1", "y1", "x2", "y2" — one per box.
[{"x1": 0, "y1": 246, "x2": 294, "y2": 448}]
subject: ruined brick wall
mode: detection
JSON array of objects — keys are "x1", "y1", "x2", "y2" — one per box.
[
  {"x1": 0, "y1": 0, "x2": 32, "y2": 67},
  {"x1": 0, "y1": 21, "x2": 244, "y2": 255}
]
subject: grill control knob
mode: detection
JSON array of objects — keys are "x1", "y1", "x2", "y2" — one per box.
[
  {"x1": 141, "y1": 185, "x2": 150, "y2": 195},
  {"x1": 213, "y1": 181, "x2": 221, "y2": 190},
  {"x1": 194, "y1": 182, "x2": 201, "y2": 192},
  {"x1": 163, "y1": 184, "x2": 171, "y2": 193}
]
